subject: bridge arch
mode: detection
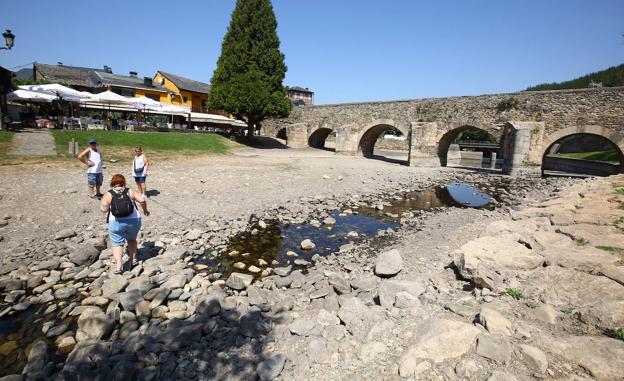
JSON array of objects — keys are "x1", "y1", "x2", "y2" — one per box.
[
  {"x1": 437, "y1": 124, "x2": 500, "y2": 167},
  {"x1": 308, "y1": 127, "x2": 334, "y2": 149},
  {"x1": 541, "y1": 125, "x2": 624, "y2": 175},
  {"x1": 276, "y1": 127, "x2": 287, "y2": 140},
  {"x1": 356, "y1": 119, "x2": 410, "y2": 159}
]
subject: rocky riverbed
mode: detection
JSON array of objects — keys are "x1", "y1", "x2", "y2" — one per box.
[{"x1": 0, "y1": 149, "x2": 622, "y2": 381}]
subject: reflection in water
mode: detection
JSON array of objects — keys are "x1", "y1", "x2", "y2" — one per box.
[
  {"x1": 446, "y1": 182, "x2": 493, "y2": 207},
  {"x1": 208, "y1": 212, "x2": 399, "y2": 277},
  {"x1": 206, "y1": 182, "x2": 495, "y2": 277},
  {"x1": 0, "y1": 303, "x2": 77, "y2": 376}
]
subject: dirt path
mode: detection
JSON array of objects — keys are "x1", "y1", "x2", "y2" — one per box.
[{"x1": 9, "y1": 128, "x2": 57, "y2": 156}]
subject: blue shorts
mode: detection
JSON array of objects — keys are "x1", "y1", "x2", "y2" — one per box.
[
  {"x1": 108, "y1": 218, "x2": 141, "y2": 246},
  {"x1": 87, "y1": 173, "x2": 103, "y2": 187},
  {"x1": 134, "y1": 176, "x2": 147, "y2": 184}
]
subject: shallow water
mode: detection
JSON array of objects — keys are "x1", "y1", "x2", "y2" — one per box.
[
  {"x1": 0, "y1": 302, "x2": 77, "y2": 376},
  {"x1": 197, "y1": 211, "x2": 399, "y2": 276},
  {"x1": 207, "y1": 182, "x2": 497, "y2": 276}
]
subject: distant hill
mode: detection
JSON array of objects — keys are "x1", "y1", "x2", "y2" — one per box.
[{"x1": 526, "y1": 64, "x2": 624, "y2": 91}]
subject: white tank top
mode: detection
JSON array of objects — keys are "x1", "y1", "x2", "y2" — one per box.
[
  {"x1": 87, "y1": 148, "x2": 103, "y2": 174},
  {"x1": 132, "y1": 154, "x2": 146, "y2": 176},
  {"x1": 108, "y1": 188, "x2": 141, "y2": 221}
]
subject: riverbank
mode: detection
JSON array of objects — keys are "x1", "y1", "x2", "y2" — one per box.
[{"x1": 0, "y1": 147, "x2": 621, "y2": 380}]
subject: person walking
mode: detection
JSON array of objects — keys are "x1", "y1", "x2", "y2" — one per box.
[
  {"x1": 77, "y1": 138, "x2": 104, "y2": 199},
  {"x1": 99, "y1": 174, "x2": 150, "y2": 274},
  {"x1": 132, "y1": 146, "x2": 149, "y2": 196}
]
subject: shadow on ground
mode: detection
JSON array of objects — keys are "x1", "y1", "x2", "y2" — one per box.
[
  {"x1": 234, "y1": 136, "x2": 288, "y2": 149},
  {"x1": 0, "y1": 241, "x2": 287, "y2": 380}
]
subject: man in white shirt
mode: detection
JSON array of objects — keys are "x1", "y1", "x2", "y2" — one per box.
[{"x1": 77, "y1": 138, "x2": 104, "y2": 199}]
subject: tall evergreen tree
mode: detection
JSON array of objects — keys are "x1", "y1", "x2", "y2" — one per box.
[{"x1": 208, "y1": 0, "x2": 292, "y2": 140}]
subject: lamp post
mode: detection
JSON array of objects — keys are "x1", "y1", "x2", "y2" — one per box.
[
  {"x1": 0, "y1": 29, "x2": 15, "y2": 130},
  {"x1": 1, "y1": 30, "x2": 15, "y2": 50}
]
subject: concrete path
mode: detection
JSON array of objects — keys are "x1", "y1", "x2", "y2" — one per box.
[{"x1": 9, "y1": 128, "x2": 57, "y2": 156}]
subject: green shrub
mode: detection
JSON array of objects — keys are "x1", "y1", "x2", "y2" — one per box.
[
  {"x1": 576, "y1": 238, "x2": 589, "y2": 246},
  {"x1": 496, "y1": 97, "x2": 518, "y2": 112},
  {"x1": 614, "y1": 328, "x2": 624, "y2": 341},
  {"x1": 506, "y1": 288, "x2": 524, "y2": 300}
]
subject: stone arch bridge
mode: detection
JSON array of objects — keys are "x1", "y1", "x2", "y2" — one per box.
[{"x1": 263, "y1": 87, "x2": 624, "y2": 174}]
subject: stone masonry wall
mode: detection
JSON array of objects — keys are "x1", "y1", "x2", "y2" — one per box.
[{"x1": 265, "y1": 87, "x2": 624, "y2": 142}]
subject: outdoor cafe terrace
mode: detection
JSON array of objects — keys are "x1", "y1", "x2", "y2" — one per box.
[{"x1": 6, "y1": 83, "x2": 246, "y2": 132}]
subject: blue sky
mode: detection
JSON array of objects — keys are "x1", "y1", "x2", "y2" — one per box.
[{"x1": 1, "y1": 0, "x2": 623, "y2": 104}]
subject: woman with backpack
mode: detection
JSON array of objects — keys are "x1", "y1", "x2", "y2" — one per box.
[
  {"x1": 132, "y1": 146, "x2": 150, "y2": 196},
  {"x1": 100, "y1": 174, "x2": 150, "y2": 274}
]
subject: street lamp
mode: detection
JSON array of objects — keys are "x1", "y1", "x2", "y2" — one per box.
[{"x1": 1, "y1": 30, "x2": 15, "y2": 50}]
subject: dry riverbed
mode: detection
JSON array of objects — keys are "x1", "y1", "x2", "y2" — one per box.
[{"x1": 0, "y1": 147, "x2": 622, "y2": 380}]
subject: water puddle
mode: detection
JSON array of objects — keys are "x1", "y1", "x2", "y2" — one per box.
[
  {"x1": 0, "y1": 303, "x2": 76, "y2": 376},
  {"x1": 359, "y1": 182, "x2": 496, "y2": 221},
  {"x1": 205, "y1": 182, "x2": 498, "y2": 277},
  {"x1": 197, "y1": 211, "x2": 399, "y2": 276}
]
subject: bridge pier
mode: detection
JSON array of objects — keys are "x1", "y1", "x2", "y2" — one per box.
[
  {"x1": 285, "y1": 123, "x2": 309, "y2": 148},
  {"x1": 502, "y1": 121, "x2": 544, "y2": 175},
  {"x1": 334, "y1": 125, "x2": 358, "y2": 155},
  {"x1": 408, "y1": 122, "x2": 441, "y2": 167}
]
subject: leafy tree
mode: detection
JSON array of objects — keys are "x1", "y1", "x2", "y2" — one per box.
[
  {"x1": 526, "y1": 64, "x2": 624, "y2": 91},
  {"x1": 208, "y1": 0, "x2": 292, "y2": 140},
  {"x1": 11, "y1": 77, "x2": 48, "y2": 91}
]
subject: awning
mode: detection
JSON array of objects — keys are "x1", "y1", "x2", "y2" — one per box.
[{"x1": 189, "y1": 112, "x2": 246, "y2": 127}]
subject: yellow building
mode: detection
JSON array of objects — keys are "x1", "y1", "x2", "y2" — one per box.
[
  {"x1": 154, "y1": 71, "x2": 212, "y2": 113},
  {"x1": 89, "y1": 69, "x2": 170, "y2": 101}
]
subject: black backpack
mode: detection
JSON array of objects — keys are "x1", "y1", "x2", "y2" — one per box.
[{"x1": 107, "y1": 188, "x2": 135, "y2": 222}]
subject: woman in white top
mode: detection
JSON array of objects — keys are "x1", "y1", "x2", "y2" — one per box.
[
  {"x1": 132, "y1": 146, "x2": 150, "y2": 196},
  {"x1": 100, "y1": 174, "x2": 150, "y2": 274}
]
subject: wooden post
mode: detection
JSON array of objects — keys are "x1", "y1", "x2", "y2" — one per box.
[
  {"x1": 70, "y1": 138, "x2": 75, "y2": 156},
  {"x1": 490, "y1": 152, "x2": 497, "y2": 169}
]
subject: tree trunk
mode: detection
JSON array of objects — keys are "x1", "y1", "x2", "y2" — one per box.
[{"x1": 246, "y1": 120, "x2": 255, "y2": 141}]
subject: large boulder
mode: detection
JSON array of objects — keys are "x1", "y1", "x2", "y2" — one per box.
[
  {"x1": 54, "y1": 229, "x2": 76, "y2": 240},
  {"x1": 257, "y1": 354, "x2": 286, "y2": 381},
  {"x1": 240, "y1": 310, "x2": 272, "y2": 338},
  {"x1": 61, "y1": 340, "x2": 111, "y2": 379},
  {"x1": 101, "y1": 275, "x2": 129, "y2": 298},
  {"x1": 22, "y1": 340, "x2": 47, "y2": 379},
  {"x1": 478, "y1": 307, "x2": 513, "y2": 336},
  {"x1": 126, "y1": 275, "x2": 154, "y2": 295},
  {"x1": 225, "y1": 272, "x2": 254, "y2": 291},
  {"x1": 402, "y1": 319, "x2": 480, "y2": 363},
  {"x1": 68, "y1": 244, "x2": 100, "y2": 266},
  {"x1": 538, "y1": 334, "x2": 624, "y2": 381},
  {"x1": 454, "y1": 236, "x2": 544, "y2": 284},
  {"x1": 374, "y1": 249, "x2": 403, "y2": 277},
  {"x1": 525, "y1": 267, "x2": 624, "y2": 330},
  {"x1": 540, "y1": 246, "x2": 621, "y2": 274},
  {"x1": 337, "y1": 295, "x2": 382, "y2": 338},
  {"x1": 163, "y1": 246, "x2": 188, "y2": 261},
  {"x1": 377, "y1": 280, "x2": 425, "y2": 308},
  {"x1": 77, "y1": 308, "x2": 115, "y2": 340},
  {"x1": 114, "y1": 290, "x2": 144, "y2": 312}
]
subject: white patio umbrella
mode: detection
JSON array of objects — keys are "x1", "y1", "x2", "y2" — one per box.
[
  {"x1": 83, "y1": 90, "x2": 134, "y2": 105},
  {"x1": 18, "y1": 83, "x2": 89, "y2": 102},
  {"x1": 7, "y1": 89, "x2": 56, "y2": 102},
  {"x1": 132, "y1": 96, "x2": 163, "y2": 109}
]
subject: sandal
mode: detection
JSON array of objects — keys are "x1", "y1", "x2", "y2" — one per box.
[
  {"x1": 131, "y1": 259, "x2": 139, "y2": 267},
  {"x1": 113, "y1": 268, "x2": 123, "y2": 275}
]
